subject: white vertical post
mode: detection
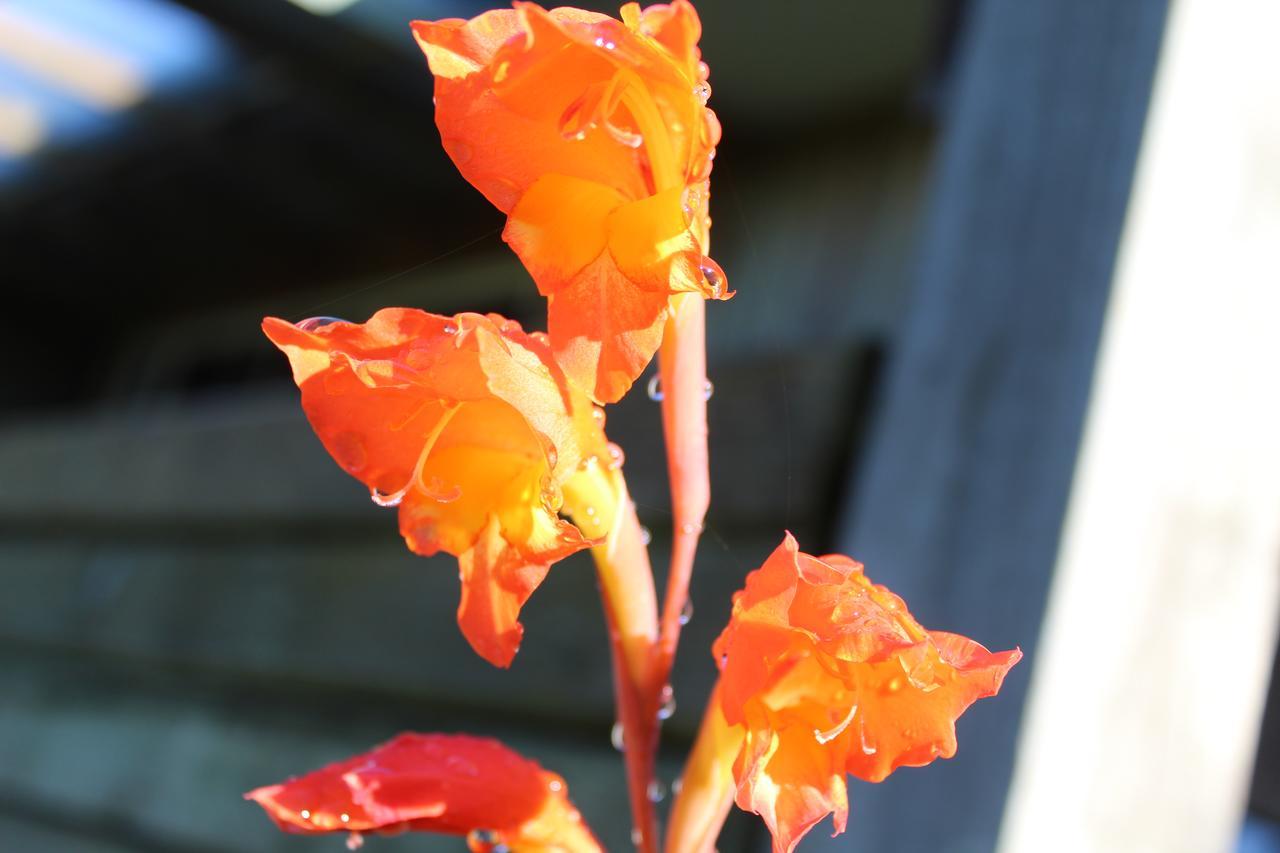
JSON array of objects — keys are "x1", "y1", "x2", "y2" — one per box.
[{"x1": 998, "y1": 2, "x2": 1280, "y2": 851}]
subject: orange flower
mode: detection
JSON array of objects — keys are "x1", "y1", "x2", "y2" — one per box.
[
  {"x1": 263, "y1": 309, "x2": 615, "y2": 668},
  {"x1": 709, "y1": 534, "x2": 1021, "y2": 853},
  {"x1": 411, "y1": 1, "x2": 729, "y2": 403},
  {"x1": 246, "y1": 732, "x2": 601, "y2": 852}
]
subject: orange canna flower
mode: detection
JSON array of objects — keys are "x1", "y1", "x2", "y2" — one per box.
[
  {"x1": 263, "y1": 309, "x2": 616, "y2": 668},
  {"x1": 411, "y1": 1, "x2": 729, "y2": 403},
  {"x1": 246, "y1": 732, "x2": 601, "y2": 852},
  {"x1": 709, "y1": 534, "x2": 1021, "y2": 853}
]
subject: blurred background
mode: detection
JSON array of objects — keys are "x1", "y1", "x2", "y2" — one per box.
[{"x1": 2, "y1": 0, "x2": 1278, "y2": 851}]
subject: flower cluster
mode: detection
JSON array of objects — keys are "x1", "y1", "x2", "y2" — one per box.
[{"x1": 248, "y1": 3, "x2": 1018, "y2": 852}]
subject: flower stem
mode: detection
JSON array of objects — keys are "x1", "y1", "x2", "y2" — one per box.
[
  {"x1": 664, "y1": 683, "x2": 742, "y2": 853},
  {"x1": 566, "y1": 466, "x2": 661, "y2": 852},
  {"x1": 654, "y1": 292, "x2": 710, "y2": 706}
]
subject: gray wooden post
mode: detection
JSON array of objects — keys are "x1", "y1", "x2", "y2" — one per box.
[{"x1": 820, "y1": 1, "x2": 1169, "y2": 851}]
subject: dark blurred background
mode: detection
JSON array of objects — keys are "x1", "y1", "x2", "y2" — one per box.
[{"x1": 2, "y1": 0, "x2": 1277, "y2": 851}]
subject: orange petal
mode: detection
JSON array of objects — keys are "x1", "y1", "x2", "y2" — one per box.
[
  {"x1": 415, "y1": 6, "x2": 647, "y2": 211},
  {"x1": 843, "y1": 634, "x2": 1022, "y2": 783},
  {"x1": 606, "y1": 186, "x2": 704, "y2": 293},
  {"x1": 547, "y1": 253, "x2": 670, "y2": 403},
  {"x1": 734, "y1": 705, "x2": 849, "y2": 853},
  {"x1": 245, "y1": 732, "x2": 601, "y2": 852},
  {"x1": 636, "y1": 0, "x2": 704, "y2": 80},
  {"x1": 450, "y1": 514, "x2": 588, "y2": 668},
  {"x1": 503, "y1": 174, "x2": 627, "y2": 296},
  {"x1": 410, "y1": 11, "x2": 523, "y2": 80}
]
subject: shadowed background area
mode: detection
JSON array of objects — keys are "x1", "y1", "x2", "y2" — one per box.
[{"x1": 3, "y1": 1, "x2": 1278, "y2": 852}]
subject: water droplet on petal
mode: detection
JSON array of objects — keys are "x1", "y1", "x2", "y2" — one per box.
[
  {"x1": 680, "y1": 521, "x2": 703, "y2": 535},
  {"x1": 370, "y1": 487, "x2": 404, "y2": 508},
  {"x1": 631, "y1": 828, "x2": 644, "y2": 845},
  {"x1": 346, "y1": 831, "x2": 364, "y2": 851},
  {"x1": 859, "y1": 715, "x2": 877, "y2": 755},
  {"x1": 693, "y1": 82, "x2": 711, "y2": 104},
  {"x1": 646, "y1": 374, "x2": 663, "y2": 401},
  {"x1": 594, "y1": 36, "x2": 617, "y2": 50},
  {"x1": 592, "y1": 407, "x2": 606, "y2": 427},
  {"x1": 468, "y1": 829, "x2": 502, "y2": 850},
  {"x1": 442, "y1": 137, "x2": 473, "y2": 165},
  {"x1": 702, "y1": 379, "x2": 714, "y2": 401},
  {"x1": 638, "y1": 525, "x2": 652, "y2": 546},
  {"x1": 299, "y1": 809, "x2": 311, "y2": 821},
  {"x1": 340, "y1": 813, "x2": 350, "y2": 823},
  {"x1": 443, "y1": 323, "x2": 458, "y2": 335},
  {"x1": 657, "y1": 685, "x2": 676, "y2": 720},
  {"x1": 546, "y1": 448, "x2": 558, "y2": 469},
  {"x1": 679, "y1": 599, "x2": 694, "y2": 626},
  {"x1": 539, "y1": 476, "x2": 564, "y2": 513},
  {"x1": 699, "y1": 257, "x2": 726, "y2": 298},
  {"x1": 611, "y1": 721, "x2": 625, "y2": 751},
  {"x1": 548, "y1": 779, "x2": 563, "y2": 793},
  {"x1": 647, "y1": 780, "x2": 666, "y2": 803},
  {"x1": 670, "y1": 776, "x2": 683, "y2": 796},
  {"x1": 606, "y1": 442, "x2": 626, "y2": 470},
  {"x1": 298, "y1": 316, "x2": 347, "y2": 331}
]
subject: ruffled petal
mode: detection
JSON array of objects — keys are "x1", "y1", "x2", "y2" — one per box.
[
  {"x1": 843, "y1": 635, "x2": 1022, "y2": 783},
  {"x1": 734, "y1": 706, "x2": 849, "y2": 853}
]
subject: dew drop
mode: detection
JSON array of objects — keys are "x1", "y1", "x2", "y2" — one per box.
[
  {"x1": 646, "y1": 374, "x2": 663, "y2": 401},
  {"x1": 680, "y1": 521, "x2": 704, "y2": 535},
  {"x1": 298, "y1": 316, "x2": 347, "y2": 331},
  {"x1": 631, "y1": 828, "x2": 644, "y2": 846},
  {"x1": 592, "y1": 406, "x2": 606, "y2": 427},
  {"x1": 370, "y1": 487, "x2": 403, "y2": 508},
  {"x1": 340, "y1": 813, "x2": 350, "y2": 823},
  {"x1": 442, "y1": 138, "x2": 473, "y2": 165},
  {"x1": 346, "y1": 832, "x2": 364, "y2": 851},
  {"x1": 611, "y1": 721, "x2": 626, "y2": 751},
  {"x1": 594, "y1": 36, "x2": 617, "y2": 50},
  {"x1": 299, "y1": 809, "x2": 311, "y2": 821},
  {"x1": 639, "y1": 525, "x2": 652, "y2": 546},
  {"x1": 679, "y1": 598, "x2": 694, "y2": 626},
  {"x1": 443, "y1": 323, "x2": 458, "y2": 335},
  {"x1": 647, "y1": 780, "x2": 666, "y2": 803},
  {"x1": 702, "y1": 379, "x2": 714, "y2": 400},
  {"x1": 670, "y1": 776, "x2": 683, "y2": 796},
  {"x1": 699, "y1": 258, "x2": 726, "y2": 298},
  {"x1": 546, "y1": 448, "x2": 558, "y2": 469},
  {"x1": 657, "y1": 685, "x2": 676, "y2": 720},
  {"x1": 468, "y1": 829, "x2": 502, "y2": 850},
  {"x1": 859, "y1": 715, "x2": 877, "y2": 755},
  {"x1": 585, "y1": 505, "x2": 597, "y2": 518},
  {"x1": 548, "y1": 779, "x2": 563, "y2": 793},
  {"x1": 693, "y1": 82, "x2": 711, "y2": 104},
  {"x1": 606, "y1": 442, "x2": 626, "y2": 470}
]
